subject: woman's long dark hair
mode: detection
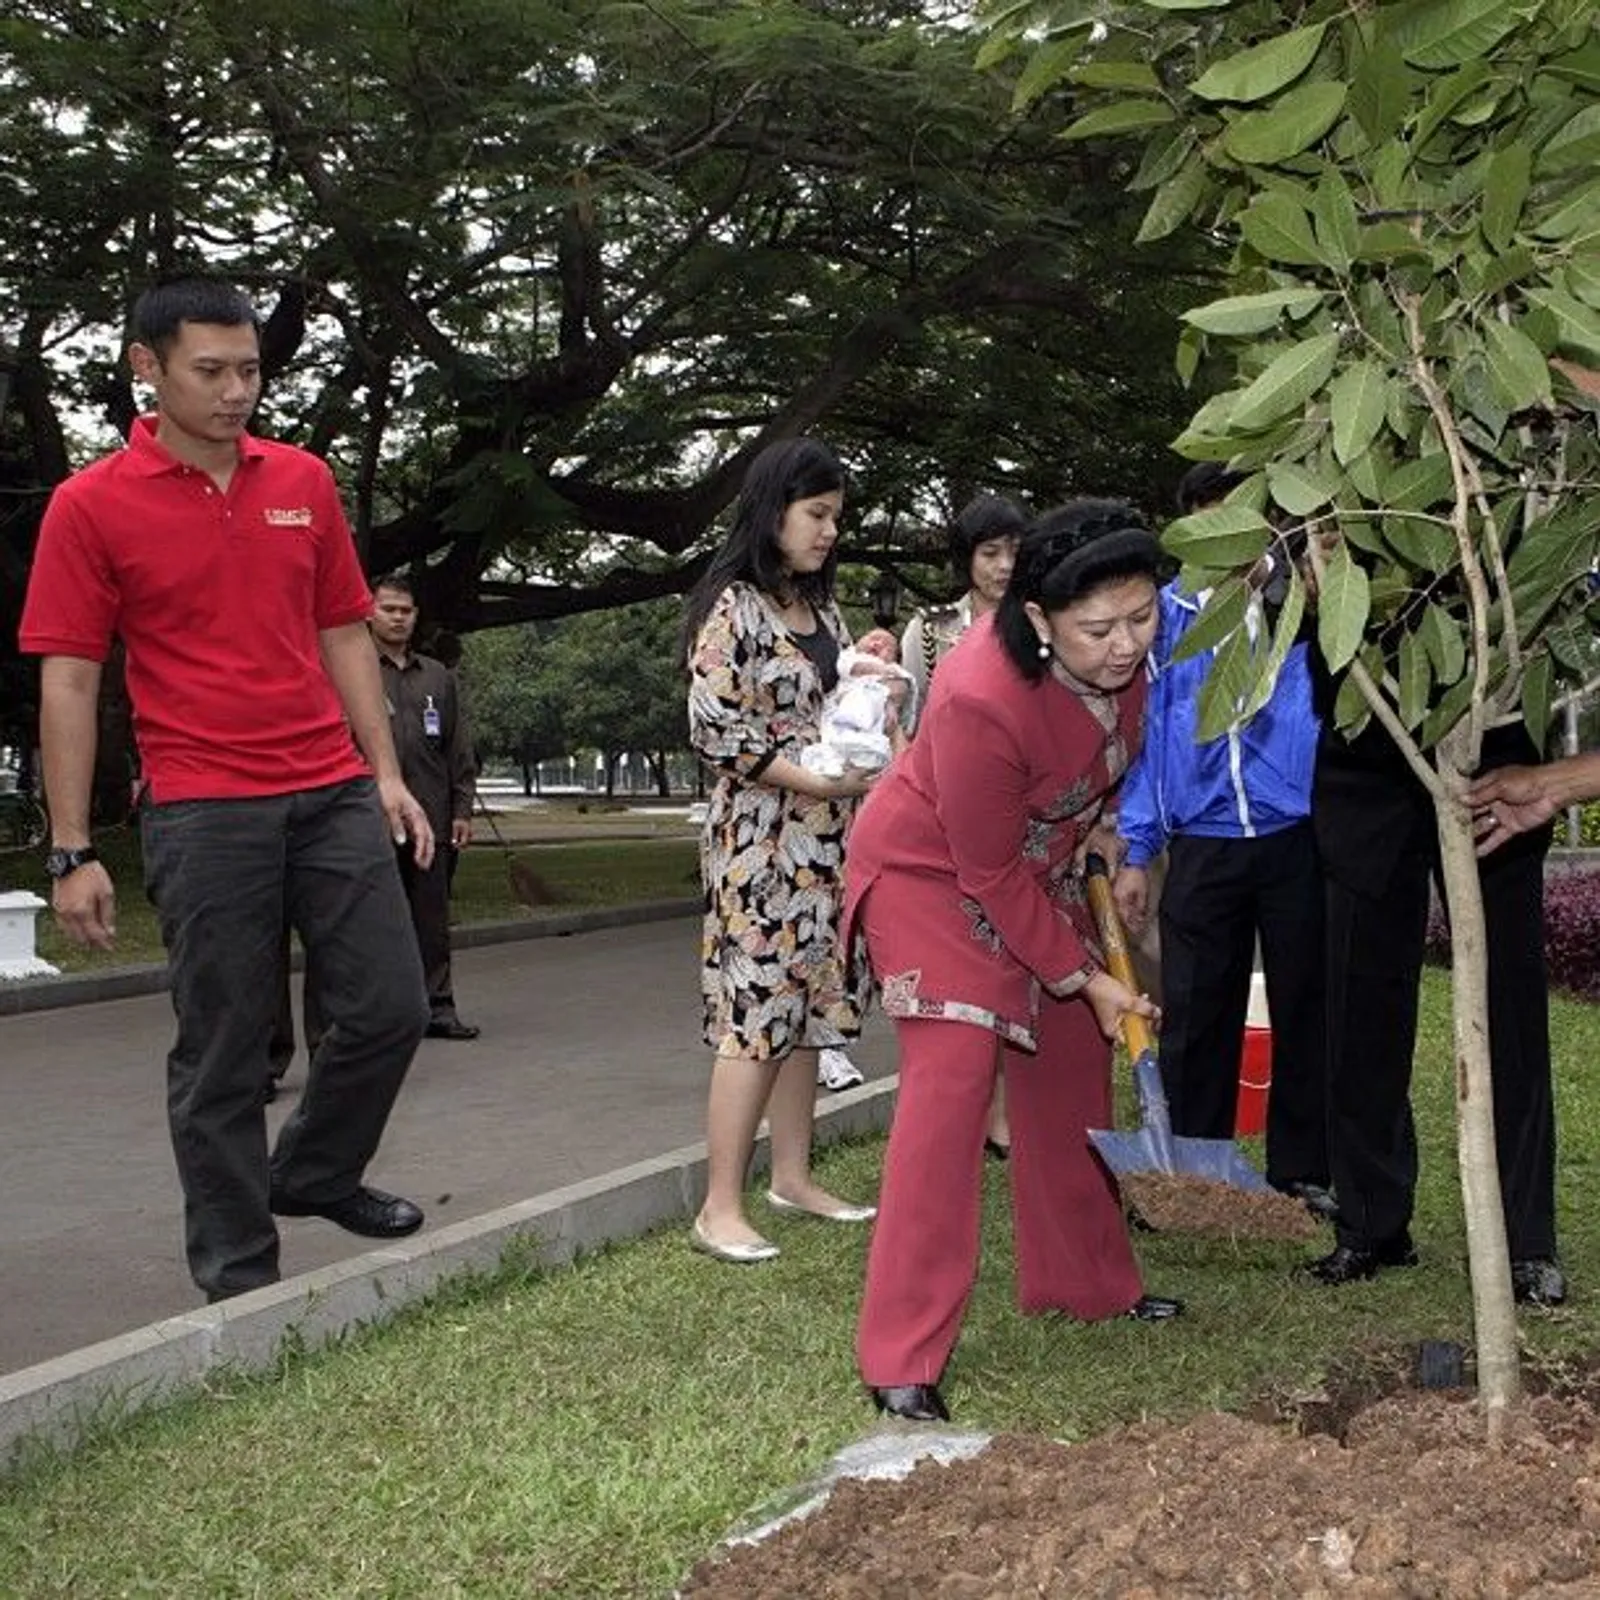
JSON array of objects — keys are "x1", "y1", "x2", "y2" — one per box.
[
  {"x1": 680, "y1": 437, "x2": 847, "y2": 665},
  {"x1": 996, "y1": 499, "x2": 1162, "y2": 681}
]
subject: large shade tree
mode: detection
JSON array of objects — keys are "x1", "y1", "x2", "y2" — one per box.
[
  {"x1": 983, "y1": 0, "x2": 1600, "y2": 1436},
  {"x1": 2, "y1": 0, "x2": 1208, "y2": 691}
]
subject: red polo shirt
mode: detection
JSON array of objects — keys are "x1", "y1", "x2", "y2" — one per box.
[{"x1": 20, "y1": 417, "x2": 375, "y2": 802}]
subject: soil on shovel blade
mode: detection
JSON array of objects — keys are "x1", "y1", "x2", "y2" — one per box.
[
  {"x1": 1120, "y1": 1172, "x2": 1322, "y2": 1241},
  {"x1": 681, "y1": 1347, "x2": 1600, "y2": 1599}
]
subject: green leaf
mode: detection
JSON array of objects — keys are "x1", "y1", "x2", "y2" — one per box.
[
  {"x1": 1480, "y1": 141, "x2": 1532, "y2": 252},
  {"x1": 1393, "y1": 0, "x2": 1520, "y2": 70},
  {"x1": 1396, "y1": 628, "x2": 1432, "y2": 730},
  {"x1": 1312, "y1": 169, "x2": 1361, "y2": 272},
  {"x1": 1239, "y1": 193, "x2": 1327, "y2": 266},
  {"x1": 1412, "y1": 60, "x2": 1490, "y2": 156},
  {"x1": 1419, "y1": 672, "x2": 1477, "y2": 750},
  {"x1": 1531, "y1": 177, "x2": 1600, "y2": 241},
  {"x1": 1566, "y1": 256, "x2": 1600, "y2": 310},
  {"x1": 1195, "y1": 624, "x2": 1260, "y2": 743},
  {"x1": 1191, "y1": 23, "x2": 1327, "y2": 104},
  {"x1": 1060, "y1": 100, "x2": 1175, "y2": 140},
  {"x1": 1317, "y1": 540, "x2": 1370, "y2": 673},
  {"x1": 1537, "y1": 104, "x2": 1600, "y2": 176},
  {"x1": 1224, "y1": 82, "x2": 1348, "y2": 167},
  {"x1": 1387, "y1": 452, "x2": 1456, "y2": 510},
  {"x1": 1012, "y1": 34, "x2": 1088, "y2": 110},
  {"x1": 1238, "y1": 567, "x2": 1307, "y2": 725},
  {"x1": 1419, "y1": 603, "x2": 1466, "y2": 685},
  {"x1": 1069, "y1": 61, "x2": 1161, "y2": 92},
  {"x1": 1384, "y1": 515, "x2": 1457, "y2": 573},
  {"x1": 1135, "y1": 155, "x2": 1209, "y2": 243},
  {"x1": 1356, "y1": 220, "x2": 1432, "y2": 262},
  {"x1": 1175, "y1": 324, "x2": 1204, "y2": 386},
  {"x1": 1267, "y1": 460, "x2": 1335, "y2": 515},
  {"x1": 1180, "y1": 287, "x2": 1325, "y2": 336},
  {"x1": 1523, "y1": 288, "x2": 1600, "y2": 363},
  {"x1": 1349, "y1": 34, "x2": 1414, "y2": 144},
  {"x1": 1170, "y1": 577, "x2": 1251, "y2": 665},
  {"x1": 1163, "y1": 504, "x2": 1273, "y2": 570},
  {"x1": 1521, "y1": 652, "x2": 1553, "y2": 747},
  {"x1": 1476, "y1": 245, "x2": 1537, "y2": 300},
  {"x1": 1329, "y1": 360, "x2": 1389, "y2": 466},
  {"x1": 1333, "y1": 662, "x2": 1373, "y2": 740},
  {"x1": 1230, "y1": 332, "x2": 1341, "y2": 431},
  {"x1": 1483, "y1": 319, "x2": 1553, "y2": 410}
]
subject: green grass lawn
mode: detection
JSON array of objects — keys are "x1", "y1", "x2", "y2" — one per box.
[
  {"x1": 2, "y1": 974, "x2": 1599, "y2": 1597},
  {"x1": 12, "y1": 831, "x2": 699, "y2": 973}
]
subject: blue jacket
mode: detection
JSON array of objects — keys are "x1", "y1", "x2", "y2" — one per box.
[{"x1": 1118, "y1": 582, "x2": 1319, "y2": 868}]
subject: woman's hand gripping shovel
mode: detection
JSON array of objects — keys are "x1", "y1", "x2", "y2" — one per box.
[{"x1": 1083, "y1": 852, "x2": 1271, "y2": 1194}]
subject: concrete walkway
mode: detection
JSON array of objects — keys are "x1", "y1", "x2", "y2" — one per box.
[{"x1": 0, "y1": 912, "x2": 896, "y2": 1378}]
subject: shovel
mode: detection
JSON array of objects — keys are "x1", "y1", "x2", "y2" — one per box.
[{"x1": 1082, "y1": 852, "x2": 1270, "y2": 1193}]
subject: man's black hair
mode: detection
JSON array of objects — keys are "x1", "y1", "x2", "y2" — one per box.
[
  {"x1": 373, "y1": 573, "x2": 416, "y2": 600},
  {"x1": 130, "y1": 279, "x2": 260, "y2": 361},
  {"x1": 1175, "y1": 462, "x2": 1247, "y2": 515}
]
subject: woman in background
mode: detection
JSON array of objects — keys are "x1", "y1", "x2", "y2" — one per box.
[{"x1": 683, "y1": 437, "x2": 886, "y2": 1263}]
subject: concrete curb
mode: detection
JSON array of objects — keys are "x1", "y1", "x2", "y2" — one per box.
[
  {"x1": 0, "y1": 898, "x2": 701, "y2": 1017},
  {"x1": 0, "y1": 1075, "x2": 897, "y2": 1474}
]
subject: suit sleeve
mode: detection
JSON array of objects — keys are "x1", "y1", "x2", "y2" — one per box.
[
  {"x1": 928, "y1": 687, "x2": 1092, "y2": 988},
  {"x1": 446, "y1": 668, "x2": 476, "y2": 820}
]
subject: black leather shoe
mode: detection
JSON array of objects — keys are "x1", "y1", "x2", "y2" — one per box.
[
  {"x1": 984, "y1": 1138, "x2": 1011, "y2": 1162},
  {"x1": 271, "y1": 1185, "x2": 424, "y2": 1238},
  {"x1": 870, "y1": 1383, "x2": 949, "y2": 1422},
  {"x1": 1276, "y1": 1180, "x2": 1340, "y2": 1222},
  {"x1": 426, "y1": 1018, "x2": 481, "y2": 1041},
  {"x1": 1301, "y1": 1234, "x2": 1417, "y2": 1285},
  {"x1": 1126, "y1": 1294, "x2": 1184, "y2": 1322},
  {"x1": 1512, "y1": 1257, "x2": 1568, "y2": 1307}
]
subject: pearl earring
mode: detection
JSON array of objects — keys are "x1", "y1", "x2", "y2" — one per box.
[{"x1": 1037, "y1": 640, "x2": 1051, "y2": 660}]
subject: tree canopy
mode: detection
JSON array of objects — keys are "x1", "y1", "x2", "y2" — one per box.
[{"x1": 2, "y1": 0, "x2": 1211, "y2": 710}]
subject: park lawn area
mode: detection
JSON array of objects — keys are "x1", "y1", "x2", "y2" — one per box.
[
  {"x1": 3, "y1": 974, "x2": 1600, "y2": 1597},
  {"x1": 17, "y1": 830, "x2": 700, "y2": 973}
]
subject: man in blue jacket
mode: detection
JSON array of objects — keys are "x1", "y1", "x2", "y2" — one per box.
[{"x1": 1114, "y1": 464, "x2": 1332, "y2": 1214}]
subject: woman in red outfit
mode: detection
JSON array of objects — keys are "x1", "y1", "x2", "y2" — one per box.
[{"x1": 846, "y1": 500, "x2": 1180, "y2": 1423}]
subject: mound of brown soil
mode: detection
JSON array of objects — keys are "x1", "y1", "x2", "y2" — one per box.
[
  {"x1": 1121, "y1": 1172, "x2": 1322, "y2": 1241},
  {"x1": 684, "y1": 1374, "x2": 1600, "y2": 1598}
]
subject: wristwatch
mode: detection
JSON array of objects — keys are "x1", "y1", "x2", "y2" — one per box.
[{"x1": 45, "y1": 845, "x2": 100, "y2": 880}]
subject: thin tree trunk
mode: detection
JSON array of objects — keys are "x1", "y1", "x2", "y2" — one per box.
[{"x1": 1433, "y1": 785, "x2": 1521, "y2": 1440}]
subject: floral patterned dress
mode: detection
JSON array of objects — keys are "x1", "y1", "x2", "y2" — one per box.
[{"x1": 688, "y1": 581, "x2": 871, "y2": 1059}]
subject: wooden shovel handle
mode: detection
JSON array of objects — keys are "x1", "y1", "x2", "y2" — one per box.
[{"x1": 1083, "y1": 852, "x2": 1154, "y2": 1059}]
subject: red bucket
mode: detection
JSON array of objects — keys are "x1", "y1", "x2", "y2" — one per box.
[{"x1": 1236, "y1": 1025, "x2": 1273, "y2": 1137}]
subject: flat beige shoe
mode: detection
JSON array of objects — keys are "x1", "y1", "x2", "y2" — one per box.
[
  {"x1": 766, "y1": 1190, "x2": 877, "y2": 1223},
  {"x1": 690, "y1": 1219, "x2": 779, "y2": 1263}
]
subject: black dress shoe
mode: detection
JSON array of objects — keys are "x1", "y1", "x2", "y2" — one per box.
[
  {"x1": 1301, "y1": 1234, "x2": 1417, "y2": 1285},
  {"x1": 870, "y1": 1383, "x2": 949, "y2": 1422},
  {"x1": 1276, "y1": 1180, "x2": 1340, "y2": 1222},
  {"x1": 1512, "y1": 1257, "x2": 1568, "y2": 1307},
  {"x1": 271, "y1": 1184, "x2": 424, "y2": 1238},
  {"x1": 426, "y1": 1018, "x2": 481, "y2": 1041},
  {"x1": 984, "y1": 1138, "x2": 1011, "y2": 1162},
  {"x1": 1126, "y1": 1294, "x2": 1184, "y2": 1322}
]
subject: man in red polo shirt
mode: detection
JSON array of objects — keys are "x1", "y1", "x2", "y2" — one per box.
[{"x1": 20, "y1": 278, "x2": 434, "y2": 1302}]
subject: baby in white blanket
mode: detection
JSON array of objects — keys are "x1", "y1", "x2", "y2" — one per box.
[{"x1": 801, "y1": 628, "x2": 916, "y2": 779}]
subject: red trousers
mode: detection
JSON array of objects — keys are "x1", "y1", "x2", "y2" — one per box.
[{"x1": 857, "y1": 1005, "x2": 1144, "y2": 1387}]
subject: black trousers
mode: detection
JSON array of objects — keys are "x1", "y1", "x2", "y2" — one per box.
[
  {"x1": 142, "y1": 778, "x2": 429, "y2": 1298},
  {"x1": 396, "y1": 831, "x2": 458, "y2": 1023},
  {"x1": 1324, "y1": 818, "x2": 1556, "y2": 1258},
  {"x1": 1156, "y1": 824, "x2": 1328, "y2": 1189}
]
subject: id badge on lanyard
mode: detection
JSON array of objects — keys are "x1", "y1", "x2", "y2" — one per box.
[{"x1": 423, "y1": 695, "x2": 442, "y2": 739}]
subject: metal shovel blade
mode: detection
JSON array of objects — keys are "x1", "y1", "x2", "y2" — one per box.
[{"x1": 1088, "y1": 1050, "x2": 1271, "y2": 1193}]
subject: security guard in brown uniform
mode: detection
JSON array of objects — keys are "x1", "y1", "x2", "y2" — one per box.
[{"x1": 371, "y1": 575, "x2": 481, "y2": 1040}]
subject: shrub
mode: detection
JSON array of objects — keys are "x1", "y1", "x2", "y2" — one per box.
[{"x1": 1426, "y1": 870, "x2": 1600, "y2": 1003}]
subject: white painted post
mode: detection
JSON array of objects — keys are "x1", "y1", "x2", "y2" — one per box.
[{"x1": 0, "y1": 890, "x2": 58, "y2": 979}]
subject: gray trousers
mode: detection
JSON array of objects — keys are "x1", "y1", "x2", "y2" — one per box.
[{"x1": 142, "y1": 778, "x2": 429, "y2": 1298}]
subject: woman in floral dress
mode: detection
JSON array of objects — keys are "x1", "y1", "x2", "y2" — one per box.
[
  {"x1": 845, "y1": 500, "x2": 1182, "y2": 1423},
  {"x1": 683, "y1": 437, "x2": 889, "y2": 1263}
]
